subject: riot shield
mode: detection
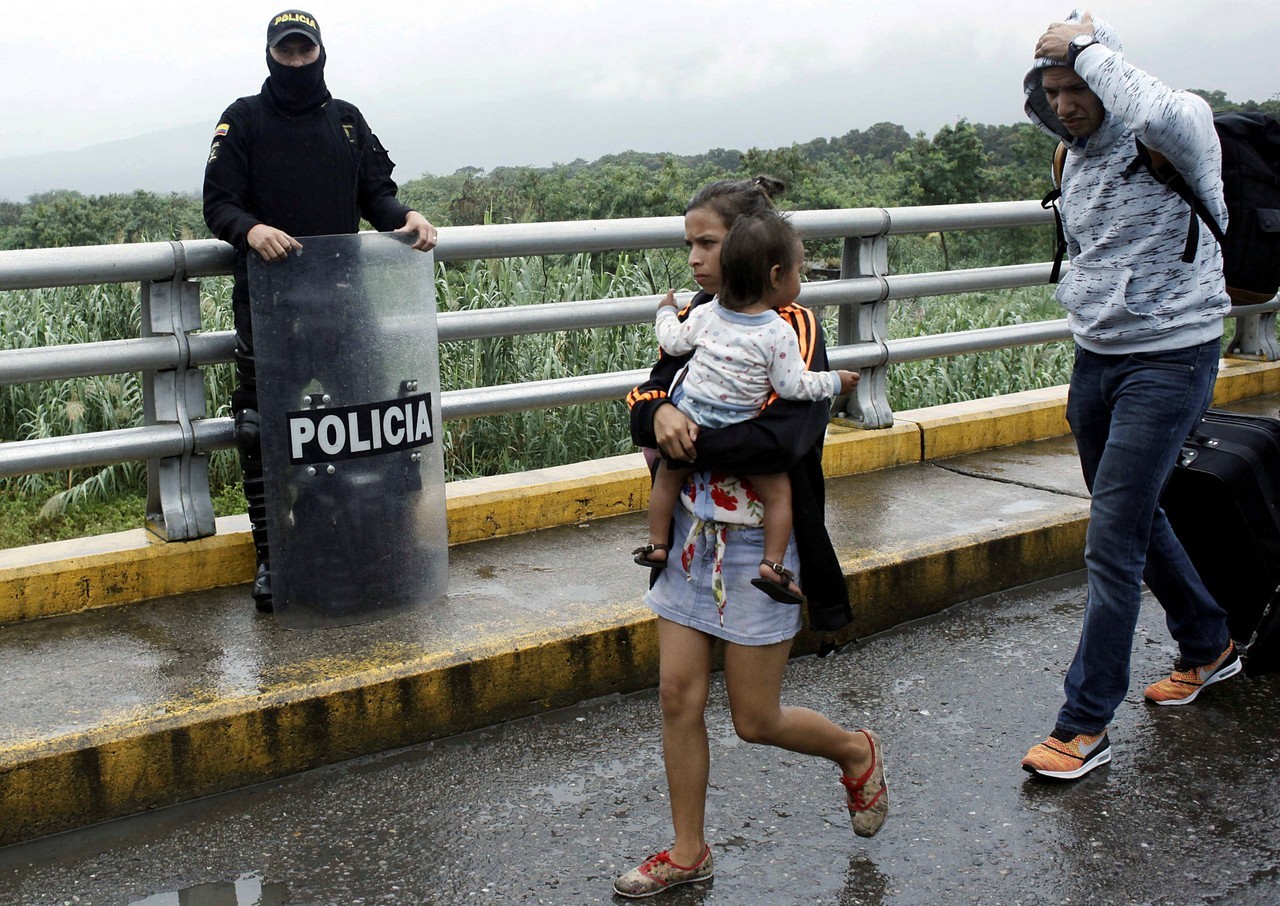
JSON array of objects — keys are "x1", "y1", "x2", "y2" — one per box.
[{"x1": 247, "y1": 232, "x2": 448, "y2": 628}]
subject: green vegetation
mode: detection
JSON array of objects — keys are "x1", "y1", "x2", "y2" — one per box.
[
  {"x1": 0, "y1": 277, "x2": 241, "y2": 511},
  {"x1": 1, "y1": 93, "x2": 1274, "y2": 543},
  {"x1": 0, "y1": 484, "x2": 247, "y2": 550}
]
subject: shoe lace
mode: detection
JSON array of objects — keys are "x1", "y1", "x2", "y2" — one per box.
[
  {"x1": 1170, "y1": 659, "x2": 1215, "y2": 684},
  {"x1": 644, "y1": 847, "x2": 706, "y2": 873},
  {"x1": 637, "y1": 851, "x2": 681, "y2": 879},
  {"x1": 1171, "y1": 644, "x2": 1232, "y2": 680},
  {"x1": 841, "y1": 764, "x2": 883, "y2": 811}
]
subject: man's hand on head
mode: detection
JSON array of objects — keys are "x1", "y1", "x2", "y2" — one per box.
[{"x1": 1035, "y1": 10, "x2": 1095, "y2": 61}]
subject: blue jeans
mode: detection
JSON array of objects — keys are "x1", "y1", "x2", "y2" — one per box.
[{"x1": 1057, "y1": 339, "x2": 1230, "y2": 735}]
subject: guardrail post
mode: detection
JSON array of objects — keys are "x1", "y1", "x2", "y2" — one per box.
[
  {"x1": 834, "y1": 234, "x2": 893, "y2": 427},
  {"x1": 1226, "y1": 307, "x2": 1280, "y2": 361},
  {"x1": 140, "y1": 242, "x2": 215, "y2": 540}
]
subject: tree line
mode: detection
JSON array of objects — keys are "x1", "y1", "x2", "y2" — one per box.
[{"x1": 2, "y1": 91, "x2": 1274, "y2": 259}]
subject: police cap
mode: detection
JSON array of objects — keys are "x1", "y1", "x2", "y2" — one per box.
[{"x1": 267, "y1": 10, "x2": 322, "y2": 48}]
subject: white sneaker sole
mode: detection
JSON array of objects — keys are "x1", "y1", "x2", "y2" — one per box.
[{"x1": 1024, "y1": 745, "x2": 1112, "y2": 780}]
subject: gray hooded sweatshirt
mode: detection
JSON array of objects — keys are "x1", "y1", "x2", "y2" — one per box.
[{"x1": 1023, "y1": 11, "x2": 1230, "y2": 355}]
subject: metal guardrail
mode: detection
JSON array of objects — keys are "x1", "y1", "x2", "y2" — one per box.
[{"x1": 1, "y1": 201, "x2": 1276, "y2": 540}]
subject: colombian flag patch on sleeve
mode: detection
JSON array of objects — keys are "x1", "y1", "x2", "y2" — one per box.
[{"x1": 214, "y1": 123, "x2": 230, "y2": 137}]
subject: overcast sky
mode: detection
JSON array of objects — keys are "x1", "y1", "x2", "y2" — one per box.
[{"x1": 2, "y1": 1, "x2": 1277, "y2": 182}]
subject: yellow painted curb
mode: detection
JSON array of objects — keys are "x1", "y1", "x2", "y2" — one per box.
[
  {"x1": 822, "y1": 420, "x2": 922, "y2": 477},
  {"x1": 443, "y1": 419, "x2": 925, "y2": 548},
  {"x1": 0, "y1": 514, "x2": 255, "y2": 622},
  {"x1": 834, "y1": 509, "x2": 1089, "y2": 640},
  {"x1": 1214, "y1": 357, "x2": 1280, "y2": 404},
  {"x1": 900, "y1": 385, "x2": 1070, "y2": 462},
  {"x1": 445, "y1": 454, "x2": 650, "y2": 545}
]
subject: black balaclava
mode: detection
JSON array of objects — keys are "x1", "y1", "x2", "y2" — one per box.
[{"x1": 263, "y1": 45, "x2": 331, "y2": 115}]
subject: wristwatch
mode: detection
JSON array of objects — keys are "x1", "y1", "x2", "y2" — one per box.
[{"x1": 1067, "y1": 33, "x2": 1098, "y2": 68}]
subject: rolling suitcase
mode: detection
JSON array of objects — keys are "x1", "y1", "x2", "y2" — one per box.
[{"x1": 1161, "y1": 408, "x2": 1280, "y2": 676}]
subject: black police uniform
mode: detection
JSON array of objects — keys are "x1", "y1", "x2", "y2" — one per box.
[{"x1": 203, "y1": 46, "x2": 412, "y2": 610}]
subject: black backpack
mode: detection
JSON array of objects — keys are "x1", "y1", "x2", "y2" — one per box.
[{"x1": 1043, "y1": 111, "x2": 1280, "y2": 304}]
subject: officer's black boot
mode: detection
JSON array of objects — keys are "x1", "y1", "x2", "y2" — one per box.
[
  {"x1": 251, "y1": 560, "x2": 272, "y2": 612},
  {"x1": 236, "y1": 406, "x2": 273, "y2": 613},
  {"x1": 244, "y1": 469, "x2": 273, "y2": 612}
]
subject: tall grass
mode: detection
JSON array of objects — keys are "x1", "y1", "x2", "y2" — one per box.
[
  {"x1": 437, "y1": 252, "x2": 679, "y2": 477},
  {"x1": 882, "y1": 286, "x2": 1072, "y2": 410},
  {"x1": 0, "y1": 278, "x2": 241, "y2": 512},
  {"x1": 0, "y1": 249, "x2": 1074, "y2": 517}
]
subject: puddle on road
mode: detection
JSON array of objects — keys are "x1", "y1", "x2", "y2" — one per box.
[{"x1": 130, "y1": 872, "x2": 287, "y2": 905}]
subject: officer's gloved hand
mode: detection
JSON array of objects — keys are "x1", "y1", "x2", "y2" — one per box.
[{"x1": 234, "y1": 408, "x2": 262, "y2": 454}]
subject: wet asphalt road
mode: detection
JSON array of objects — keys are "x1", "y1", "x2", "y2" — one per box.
[{"x1": 1, "y1": 571, "x2": 1277, "y2": 906}]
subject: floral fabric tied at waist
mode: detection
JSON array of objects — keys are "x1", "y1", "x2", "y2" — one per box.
[
  {"x1": 679, "y1": 517, "x2": 735, "y2": 625},
  {"x1": 677, "y1": 471, "x2": 766, "y2": 627}
]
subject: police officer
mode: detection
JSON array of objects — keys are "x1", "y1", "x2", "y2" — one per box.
[{"x1": 203, "y1": 9, "x2": 437, "y2": 611}]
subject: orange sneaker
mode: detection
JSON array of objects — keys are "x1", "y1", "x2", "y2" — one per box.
[
  {"x1": 1022, "y1": 728, "x2": 1111, "y2": 780},
  {"x1": 1144, "y1": 642, "x2": 1242, "y2": 706}
]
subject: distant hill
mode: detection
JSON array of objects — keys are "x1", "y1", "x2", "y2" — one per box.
[
  {"x1": 0, "y1": 123, "x2": 215, "y2": 201},
  {"x1": 0, "y1": 84, "x2": 939, "y2": 203}
]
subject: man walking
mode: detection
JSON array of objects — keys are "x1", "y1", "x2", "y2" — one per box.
[
  {"x1": 203, "y1": 9, "x2": 437, "y2": 611},
  {"x1": 1020, "y1": 10, "x2": 1239, "y2": 780}
]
